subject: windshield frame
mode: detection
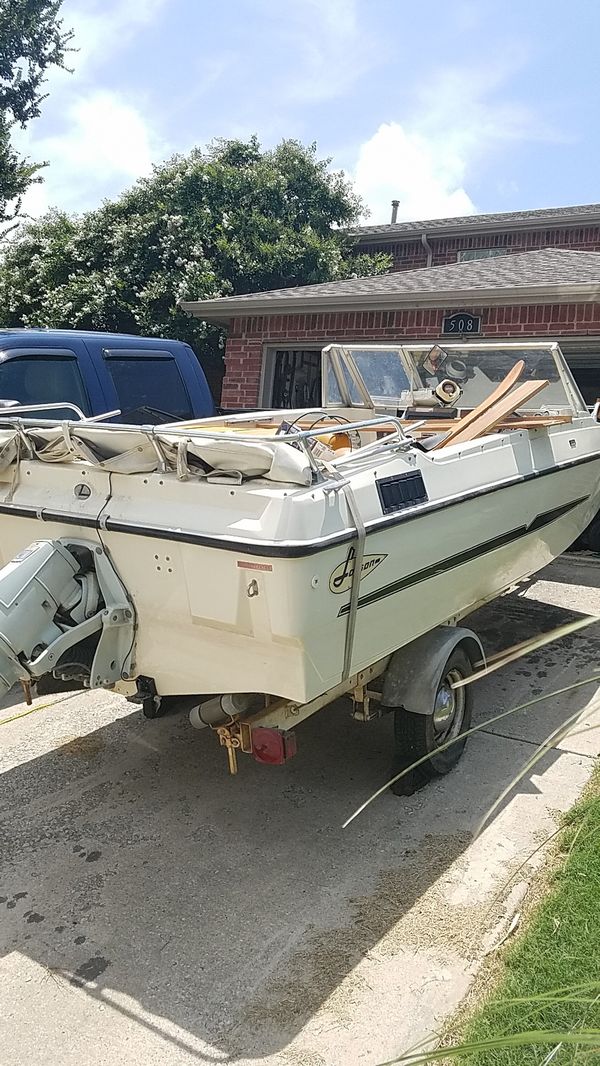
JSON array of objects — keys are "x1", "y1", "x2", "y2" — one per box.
[
  {"x1": 322, "y1": 341, "x2": 588, "y2": 415},
  {"x1": 322, "y1": 343, "x2": 423, "y2": 408}
]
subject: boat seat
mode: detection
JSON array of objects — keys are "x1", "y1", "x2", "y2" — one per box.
[{"x1": 437, "y1": 378, "x2": 550, "y2": 447}]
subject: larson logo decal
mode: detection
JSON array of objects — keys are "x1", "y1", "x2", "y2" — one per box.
[{"x1": 329, "y1": 547, "x2": 387, "y2": 594}]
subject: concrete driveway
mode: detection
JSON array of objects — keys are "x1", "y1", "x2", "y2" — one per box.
[{"x1": 1, "y1": 555, "x2": 599, "y2": 1066}]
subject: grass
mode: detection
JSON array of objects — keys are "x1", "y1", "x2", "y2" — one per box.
[
  {"x1": 462, "y1": 769, "x2": 600, "y2": 1064},
  {"x1": 386, "y1": 768, "x2": 600, "y2": 1065}
]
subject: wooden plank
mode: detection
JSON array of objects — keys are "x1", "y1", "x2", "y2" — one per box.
[
  {"x1": 493, "y1": 416, "x2": 572, "y2": 428},
  {"x1": 221, "y1": 407, "x2": 568, "y2": 445},
  {"x1": 437, "y1": 359, "x2": 526, "y2": 448},
  {"x1": 408, "y1": 415, "x2": 572, "y2": 435},
  {"x1": 440, "y1": 379, "x2": 550, "y2": 446}
]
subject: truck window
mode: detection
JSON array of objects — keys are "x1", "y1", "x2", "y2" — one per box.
[
  {"x1": 0, "y1": 354, "x2": 91, "y2": 418},
  {"x1": 105, "y1": 355, "x2": 193, "y2": 423}
]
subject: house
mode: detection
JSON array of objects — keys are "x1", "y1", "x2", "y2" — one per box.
[
  {"x1": 353, "y1": 202, "x2": 600, "y2": 271},
  {"x1": 181, "y1": 205, "x2": 600, "y2": 409}
]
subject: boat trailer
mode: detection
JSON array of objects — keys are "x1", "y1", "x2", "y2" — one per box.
[{"x1": 186, "y1": 625, "x2": 483, "y2": 787}]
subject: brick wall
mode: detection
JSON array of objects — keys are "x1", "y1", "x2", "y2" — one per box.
[
  {"x1": 221, "y1": 301, "x2": 600, "y2": 408},
  {"x1": 359, "y1": 226, "x2": 600, "y2": 272}
]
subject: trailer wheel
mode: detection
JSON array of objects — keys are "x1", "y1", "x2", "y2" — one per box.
[
  {"x1": 585, "y1": 513, "x2": 600, "y2": 554},
  {"x1": 390, "y1": 646, "x2": 473, "y2": 796}
]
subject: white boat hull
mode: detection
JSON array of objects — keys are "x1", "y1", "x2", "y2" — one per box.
[{"x1": 0, "y1": 435, "x2": 597, "y2": 703}]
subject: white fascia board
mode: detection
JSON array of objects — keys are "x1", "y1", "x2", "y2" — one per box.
[{"x1": 180, "y1": 282, "x2": 600, "y2": 322}]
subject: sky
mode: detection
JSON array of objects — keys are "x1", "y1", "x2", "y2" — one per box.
[{"x1": 13, "y1": 0, "x2": 600, "y2": 226}]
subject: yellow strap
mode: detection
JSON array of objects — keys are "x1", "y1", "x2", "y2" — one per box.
[{"x1": 0, "y1": 690, "x2": 80, "y2": 726}]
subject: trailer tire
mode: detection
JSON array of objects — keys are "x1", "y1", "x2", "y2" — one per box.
[
  {"x1": 585, "y1": 513, "x2": 600, "y2": 554},
  {"x1": 390, "y1": 646, "x2": 473, "y2": 796}
]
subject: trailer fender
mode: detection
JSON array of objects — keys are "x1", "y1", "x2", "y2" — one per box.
[{"x1": 381, "y1": 626, "x2": 484, "y2": 715}]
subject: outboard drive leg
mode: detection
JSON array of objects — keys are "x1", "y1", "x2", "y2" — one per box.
[{"x1": 0, "y1": 539, "x2": 136, "y2": 697}]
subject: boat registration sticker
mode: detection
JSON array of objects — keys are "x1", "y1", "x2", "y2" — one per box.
[
  {"x1": 329, "y1": 547, "x2": 387, "y2": 594},
  {"x1": 237, "y1": 561, "x2": 273, "y2": 572}
]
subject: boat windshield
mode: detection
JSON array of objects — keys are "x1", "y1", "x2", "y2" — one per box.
[
  {"x1": 325, "y1": 348, "x2": 414, "y2": 407},
  {"x1": 322, "y1": 343, "x2": 587, "y2": 414}
]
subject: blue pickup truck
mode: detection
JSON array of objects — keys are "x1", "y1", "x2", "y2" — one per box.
[{"x1": 0, "y1": 328, "x2": 215, "y2": 422}]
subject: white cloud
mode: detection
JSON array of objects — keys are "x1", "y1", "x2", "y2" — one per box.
[
  {"x1": 353, "y1": 61, "x2": 559, "y2": 224},
  {"x1": 354, "y1": 122, "x2": 476, "y2": 225},
  {"x1": 260, "y1": 0, "x2": 376, "y2": 104},
  {"x1": 61, "y1": 0, "x2": 168, "y2": 72},
  {"x1": 7, "y1": 0, "x2": 170, "y2": 218},
  {"x1": 414, "y1": 61, "x2": 548, "y2": 161},
  {"x1": 16, "y1": 90, "x2": 162, "y2": 216}
]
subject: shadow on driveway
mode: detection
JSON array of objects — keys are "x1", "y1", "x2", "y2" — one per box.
[{"x1": 1, "y1": 577, "x2": 599, "y2": 1061}]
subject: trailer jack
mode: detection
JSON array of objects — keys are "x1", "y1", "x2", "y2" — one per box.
[
  {"x1": 214, "y1": 721, "x2": 297, "y2": 774},
  {"x1": 198, "y1": 659, "x2": 392, "y2": 776},
  {"x1": 215, "y1": 721, "x2": 252, "y2": 774}
]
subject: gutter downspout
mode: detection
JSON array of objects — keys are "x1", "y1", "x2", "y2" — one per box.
[{"x1": 421, "y1": 232, "x2": 433, "y2": 267}]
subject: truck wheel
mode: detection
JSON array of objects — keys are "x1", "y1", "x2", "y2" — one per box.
[{"x1": 390, "y1": 646, "x2": 474, "y2": 796}]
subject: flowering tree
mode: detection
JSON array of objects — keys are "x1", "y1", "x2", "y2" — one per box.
[
  {"x1": 0, "y1": 138, "x2": 390, "y2": 395},
  {"x1": 0, "y1": 0, "x2": 73, "y2": 225}
]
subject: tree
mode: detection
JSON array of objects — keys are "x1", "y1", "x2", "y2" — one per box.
[
  {"x1": 0, "y1": 138, "x2": 391, "y2": 395},
  {"x1": 0, "y1": 0, "x2": 73, "y2": 225}
]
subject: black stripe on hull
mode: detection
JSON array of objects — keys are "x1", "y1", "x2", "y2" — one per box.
[
  {"x1": 0, "y1": 451, "x2": 597, "y2": 559},
  {"x1": 0, "y1": 503, "x2": 99, "y2": 528},
  {"x1": 337, "y1": 496, "x2": 589, "y2": 617}
]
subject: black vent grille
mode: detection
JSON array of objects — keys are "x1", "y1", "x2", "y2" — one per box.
[{"x1": 376, "y1": 470, "x2": 428, "y2": 515}]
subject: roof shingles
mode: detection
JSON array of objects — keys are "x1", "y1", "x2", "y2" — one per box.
[
  {"x1": 185, "y1": 250, "x2": 600, "y2": 311},
  {"x1": 351, "y1": 202, "x2": 600, "y2": 241}
]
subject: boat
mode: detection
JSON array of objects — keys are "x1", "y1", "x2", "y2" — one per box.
[{"x1": 0, "y1": 340, "x2": 597, "y2": 781}]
